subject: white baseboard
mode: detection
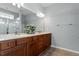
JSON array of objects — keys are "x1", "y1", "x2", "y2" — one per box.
[{"x1": 51, "y1": 45, "x2": 79, "y2": 54}]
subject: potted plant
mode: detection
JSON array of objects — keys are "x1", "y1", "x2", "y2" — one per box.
[{"x1": 24, "y1": 25, "x2": 36, "y2": 34}]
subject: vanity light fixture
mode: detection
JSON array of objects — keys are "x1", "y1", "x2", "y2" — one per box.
[
  {"x1": 36, "y1": 12, "x2": 45, "y2": 18},
  {"x1": 16, "y1": 17, "x2": 20, "y2": 20},
  {"x1": 20, "y1": 3, "x2": 24, "y2": 7},
  {"x1": 12, "y1": 3, "x2": 21, "y2": 8},
  {"x1": 12, "y1": 3, "x2": 16, "y2": 6},
  {"x1": 17, "y1": 4, "x2": 21, "y2": 8},
  {"x1": 12, "y1": 3, "x2": 24, "y2": 8}
]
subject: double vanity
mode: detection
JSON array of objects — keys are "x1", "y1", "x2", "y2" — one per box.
[{"x1": 0, "y1": 32, "x2": 51, "y2": 56}]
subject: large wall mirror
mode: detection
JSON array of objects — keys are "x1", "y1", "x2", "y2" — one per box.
[
  {"x1": 0, "y1": 3, "x2": 34, "y2": 34},
  {"x1": 0, "y1": 3, "x2": 44, "y2": 34},
  {"x1": 0, "y1": 3, "x2": 21, "y2": 34}
]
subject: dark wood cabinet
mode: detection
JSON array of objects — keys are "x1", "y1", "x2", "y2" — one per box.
[
  {"x1": 0, "y1": 48, "x2": 16, "y2": 56},
  {"x1": 14, "y1": 44, "x2": 26, "y2": 56},
  {"x1": 32, "y1": 36, "x2": 39, "y2": 56},
  {"x1": 38, "y1": 35, "x2": 44, "y2": 54},
  {"x1": 27, "y1": 42, "x2": 35, "y2": 56},
  {"x1": 0, "y1": 44, "x2": 26, "y2": 56},
  {"x1": 38, "y1": 34, "x2": 51, "y2": 55},
  {"x1": 0, "y1": 40, "x2": 16, "y2": 50},
  {"x1": 0, "y1": 40, "x2": 16, "y2": 56},
  {"x1": 45, "y1": 34, "x2": 51, "y2": 48},
  {"x1": 0, "y1": 33, "x2": 51, "y2": 56}
]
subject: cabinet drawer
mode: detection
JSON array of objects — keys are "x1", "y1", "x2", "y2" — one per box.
[
  {"x1": 33, "y1": 36, "x2": 39, "y2": 42},
  {"x1": 38, "y1": 35, "x2": 44, "y2": 42},
  {"x1": 17, "y1": 37, "x2": 32, "y2": 45},
  {"x1": 44, "y1": 34, "x2": 51, "y2": 39},
  {"x1": 0, "y1": 40, "x2": 16, "y2": 50},
  {"x1": 0, "y1": 48, "x2": 15, "y2": 56}
]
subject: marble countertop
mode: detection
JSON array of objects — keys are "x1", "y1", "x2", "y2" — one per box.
[{"x1": 0, "y1": 32, "x2": 51, "y2": 41}]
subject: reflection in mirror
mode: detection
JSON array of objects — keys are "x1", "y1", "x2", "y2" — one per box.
[
  {"x1": 0, "y1": 4, "x2": 20, "y2": 34},
  {"x1": 0, "y1": 3, "x2": 37, "y2": 34}
]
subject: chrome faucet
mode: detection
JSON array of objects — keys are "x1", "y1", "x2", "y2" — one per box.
[
  {"x1": 6, "y1": 25, "x2": 9, "y2": 34},
  {"x1": 6, "y1": 19, "x2": 9, "y2": 34}
]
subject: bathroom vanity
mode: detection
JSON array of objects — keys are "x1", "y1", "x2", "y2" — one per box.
[{"x1": 0, "y1": 32, "x2": 51, "y2": 56}]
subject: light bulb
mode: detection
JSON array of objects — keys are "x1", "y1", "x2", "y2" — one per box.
[
  {"x1": 16, "y1": 17, "x2": 20, "y2": 20},
  {"x1": 17, "y1": 4, "x2": 21, "y2": 8},
  {"x1": 37, "y1": 12, "x2": 45, "y2": 18},
  {"x1": 20, "y1": 3, "x2": 24, "y2": 7},
  {"x1": 12, "y1": 3, "x2": 16, "y2": 6}
]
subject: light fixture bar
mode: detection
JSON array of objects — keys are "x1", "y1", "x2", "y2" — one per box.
[
  {"x1": 36, "y1": 12, "x2": 45, "y2": 18},
  {"x1": 12, "y1": 3, "x2": 24, "y2": 8}
]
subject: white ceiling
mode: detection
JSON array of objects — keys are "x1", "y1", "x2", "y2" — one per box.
[
  {"x1": 40, "y1": 3, "x2": 53, "y2": 8},
  {"x1": 0, "y1": 3, "x2": 32, "y2": 15},
  {"x1": 23, "y1": 3, "x2": 54, "y2": 14},
  {"x1": 0, "y1": 3, "x2": 54, "y2": 15},
  {"x1": 0, "y1": 3, "x2": 18, "y2": 13},
  {"x1": 23, "y1": 3, "x2": 43, "y2": 13}
]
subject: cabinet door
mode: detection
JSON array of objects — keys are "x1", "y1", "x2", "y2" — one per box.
[
  {"x1": 38, "y1": 35, "x2": 44, "y2": 54},
  {"x1": 0, "y1": 40, "x2": 15, "y2": 50},
  {"x1": 33, "y1": 42, "x2": 39, "y2": 56},
  {"x1": 44, "y1": 34, "x2": 51, "y2": 49},
  {"x1": 14, "y1": 44, "x2": 26, "y2": 56},
  {"x1": 46, "y1": 34, "x2": 51, "y2": 48},
  {"x1": 27, "y1": 42, "x2": 34, "y2": 56},
  {"x1": 33, "y1": 36, "x2": 39, "y2": 56},
  {"x1": 27, "y1": 41, "x2": 39, "y2": 56},
  {"x1": 0, "y1": 48, "x2": 16, "y2": 56}
]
